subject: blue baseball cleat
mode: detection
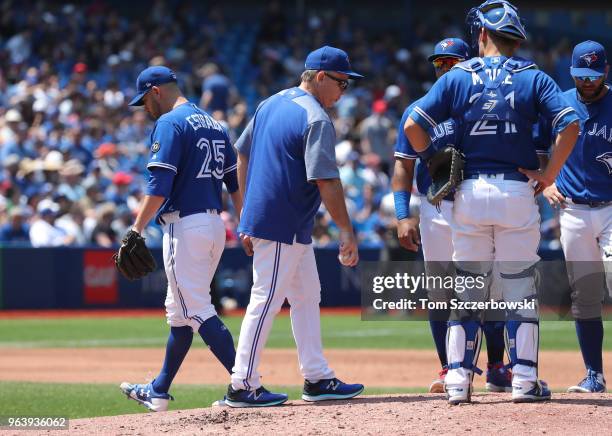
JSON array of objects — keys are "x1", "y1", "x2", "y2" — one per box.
[
  {"x1": 120, "y1": 382, "x2": 173, "y2": 412},
  {"x1": 567, "y1": 370, "x2": 607, "y2": 393},
  {"x1": 225, "y1": 385, "x2": 288, "y2": 408},
  {"x1": 302, "y1": 378, "x2": 364, "y2": 402},
  {"x1": 486, "y1": 362, "x2": 512, "y2": 393}
]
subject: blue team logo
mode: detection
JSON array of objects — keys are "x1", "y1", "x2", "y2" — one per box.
[
  {"x1": 151, "y1": 141, "x2": 160, "y2": 153},
  {"x1": 440, "y1": 40, "x2": 455, "y2": 50},
  {"x1": 580, "y1": 52, "x2": 598, "y2": 67},
  {"x1": 596, "y1": 151, "x2": 612, "y2": 174}
]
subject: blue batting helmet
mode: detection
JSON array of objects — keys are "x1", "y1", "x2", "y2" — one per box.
[{"x1": 466, "y1": 1, "x2": 527, "y2": 53}]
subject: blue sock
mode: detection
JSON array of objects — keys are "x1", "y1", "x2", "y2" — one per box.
[
  {"x1": 429, "y1": 317, "x2": 449, "y2": 368},
  {"x1": 483, "y1": 321, "x2": 505, "y2": 364},
  {"x1": 575, "y1": 318, "x2": 604, "y2": 373},
  {"x1": 152, "y1": 326, "x2": 193, "y2": 394},
  {"x1": 198, "y1": 316, "x2": 236, "y2": 374}
]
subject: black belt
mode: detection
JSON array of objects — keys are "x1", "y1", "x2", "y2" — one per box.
[
  {"x1": 464, "y1": 171, "x2": 528, "y2": 182},
  {"x1": 570, "y1": 198, "x2": 612, "y2": 208}
]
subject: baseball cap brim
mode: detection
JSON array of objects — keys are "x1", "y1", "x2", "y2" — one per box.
[
  {"x1": 128, "y1": 91, "x2": 147, "y2": 106},
  {"x1": 336, "y1": 70, "x2": 364, "y2": 79},
  {"x1": 427, "y1": 53, "x2": 466, "y2": 62},
  {"x1": 570, "y1": 66, "x2": 604, "y2": 77}
]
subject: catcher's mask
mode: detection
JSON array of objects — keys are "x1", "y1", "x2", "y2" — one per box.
[{"x1": 466, "y1": 0, "x2": 527, "y2": 56}]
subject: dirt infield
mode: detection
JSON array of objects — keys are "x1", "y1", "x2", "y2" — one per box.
[
  {"x1": 49, "y1": 393, "x2": 610, "y2": 435},
  {"x1": 3, "y1": 348, "x2": 611, "y2": 434},
  {"x1": 3, "y1": 348, "x2": 612, "y2": 391}
]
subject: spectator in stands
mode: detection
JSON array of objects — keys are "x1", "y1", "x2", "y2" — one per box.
[
  {"x1": 358, "y1": 99, "x2": 394, "y2": 171},
  {"x1": 56, "y1": 204, "x2": 87, "y2": 246},
  {"x1": 0, "y1": 206, "x2": 30, "y2": 244},
  {"x1": 90, "y1": 203, "x2": 117, "y2": 247},
  {"x1": 29, "y1": 199, "x2": 74, "y2": 247},
  {"x1": 199, "y1": 63, "x2": 234, "y2": 116}
]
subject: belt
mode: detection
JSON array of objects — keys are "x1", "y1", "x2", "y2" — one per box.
[
  {"x1": 569, "y1": 198, "x2": 612, "y2": 208},
  {"x1": 159, "y1": 209, "x2": 219, "y2": 225},
  {"x1": 465, "y1": 171, "x2": 528, "y2": 182}
]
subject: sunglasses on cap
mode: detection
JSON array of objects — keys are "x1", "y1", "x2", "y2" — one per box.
[
  {"x1": 324, "y1": 72, "x2": 349, "y2": 91},
  {"x1": 432, "y1": 57, "x2": 461, "y2": 70},
  {"x1": 574, "y1": 75, "x2": 602, "y2": 82}
]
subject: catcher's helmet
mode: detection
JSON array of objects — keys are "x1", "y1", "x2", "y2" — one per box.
[{"x1": 466, "y1": 1, "x2": 526, "y2": 53}]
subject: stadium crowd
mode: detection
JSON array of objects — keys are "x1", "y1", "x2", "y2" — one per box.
[{"x1": 0, "y1": 1, "x2": 580, "y2": 249}]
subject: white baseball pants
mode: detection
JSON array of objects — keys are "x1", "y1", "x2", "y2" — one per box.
[
  {"x1": 231, "y1": 237, "x2": 334, "y2": 390},
  {"x1": 161, "y1": 212, "x2": 225, "y2": 331},
  {"x1": 420, "y1": 197, "x2": 502, "y2": 300},
  {"x1": 560, "y1": 202, "x2": 612, "y2": 318},
  {"x1": 450, "y1": 176, "x2": 541, "y2": 386}
]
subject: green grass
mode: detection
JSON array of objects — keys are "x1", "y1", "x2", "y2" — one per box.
[
  {"x1": 0, "y1": 315, "x2": 609, "y2": 350},
  {"x1": 0, "y1": 381, "x2": 422, "y2": 419}
]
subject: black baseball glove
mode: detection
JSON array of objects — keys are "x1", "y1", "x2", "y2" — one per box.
[
  {"x1": 113, "y1": 230, "x2": 157, "y2": 280},
  {"x1": 426, "y1": 146, "x2": 465, "y2": 209}
]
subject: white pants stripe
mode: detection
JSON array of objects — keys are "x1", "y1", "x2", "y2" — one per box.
[
  {"x1": 162, "y1": 213, "x2": 224, "y2": 332},
  {"x1": 169, "y1": 223, "x2": 189, "y2": 319},
  {"x1": 244, "y1": 242, "x2": 281, "y2": 389}
]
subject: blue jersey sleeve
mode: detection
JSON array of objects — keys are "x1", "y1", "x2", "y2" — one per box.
[
  {"x1": 394, "y1": 106, "x2": 417, "y2": 160},
  {"x1": 223, "y1": 136, "x2": 239, "y2": 193},
  {"x1": 223, "y1": 135, "x2": 238, "y2": 175},
  {"x1": 533, "y1": 116, "x2": 552, "y2": 155},
  {"x1": 146, "y1": 167, "x2": 175, "y2": 198},
  {"x1": 534, "y1": 72, "x2": 579, "y2": 135},
  {"x1": 147, "y1": 121, "x2": 182, "y2": 174},
  {"x1": 409, "y1": 74, "x2": 452, "y2": 131}
]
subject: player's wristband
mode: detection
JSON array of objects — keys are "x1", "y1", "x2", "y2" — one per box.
[
  {"x1": 416, "y1": 145, "x2": 435, "y2": 163},
  {"x1": 394, "y1": 191, "x2": 411, "y2": 220}
]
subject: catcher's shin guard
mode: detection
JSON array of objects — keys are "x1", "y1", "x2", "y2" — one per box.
[
  {"x1": 445, "y1": 320, "x2": 483, "y2": 403},
  {"x1": 505, "y1": 320, "x2": 539, "y2": 383},
  {"x1": 447, "y1": 320, "x2": 483, "y2": 375}
]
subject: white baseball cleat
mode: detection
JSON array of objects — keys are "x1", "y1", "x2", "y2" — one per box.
[{"x1": 445, "y1": 384, "x2": 471, "y2": 405}]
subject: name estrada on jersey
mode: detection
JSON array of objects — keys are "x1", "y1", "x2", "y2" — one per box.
[
  {"x1": 409, "y1": 56, "x2": 578, "y2": 175},
  {"x1": 555, "y1": 87, "x2": 612, "y2": 202},
  {"x1": 147, "y1": 103, "x2": 238, "y2": 221}
]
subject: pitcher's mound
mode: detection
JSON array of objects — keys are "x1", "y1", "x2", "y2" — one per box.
[{"x1": 60, "y1": 393, "x2": 610, "y2": 435}]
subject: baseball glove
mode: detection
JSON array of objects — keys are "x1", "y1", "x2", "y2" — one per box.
[
  {"x1": 426, "y1": 146, "x2": 465, "y2": 209},
  {"x1": 113, "y1": 230, "x2": 157, "y2": 280}
]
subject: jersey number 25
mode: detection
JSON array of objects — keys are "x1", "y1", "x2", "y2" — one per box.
[{"x1": 196, "y1": 138, "x2": 225, "y2": 179}]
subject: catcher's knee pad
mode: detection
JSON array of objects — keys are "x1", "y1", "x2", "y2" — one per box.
[
  {"x1": 567, "y1": 267, "x2": 605, "y2": 319},
  {"x1": 505, "y1": 320, "x2": 538, "y2": 375},
  {"x1": 446, "y1": 320, "x2": 483, "y2": 375},
  {"x1": 452, "y1": 267, "x2": 491, "y2": 321},
  {"x1": 500, "y1": 264, "x2": 538, "y2": 321}
]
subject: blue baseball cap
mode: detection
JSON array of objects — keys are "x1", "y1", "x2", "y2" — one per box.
[
  {"x1": 304, "y1": 46, "x2": 363, "y2": 79},
  {"x1": 128, "y1": 66, "x2": 178, "y2": 106},
  {"x1": 571, "y1": 40, "x2": 607, "y2": 77},
  {"x1": 428, "y1": 38, "x2": 471, "y2": 62}
]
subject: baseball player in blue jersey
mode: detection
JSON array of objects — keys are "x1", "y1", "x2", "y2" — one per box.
[
  {"x1": 542, "y1": 40, "x2": 610, "y2": 394},
  {"x1": 393, "y1": 37, "x2": 512, "y2": 394},
  {"x1": 224, "y1": 46, "x2": 364, "y2": 407},
  {"x1": 119, "y1": 66, "x2": 241, "y2": 412},
  {"x1": 405, "y1": 1, "x2": 579, "y2": 404}
]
